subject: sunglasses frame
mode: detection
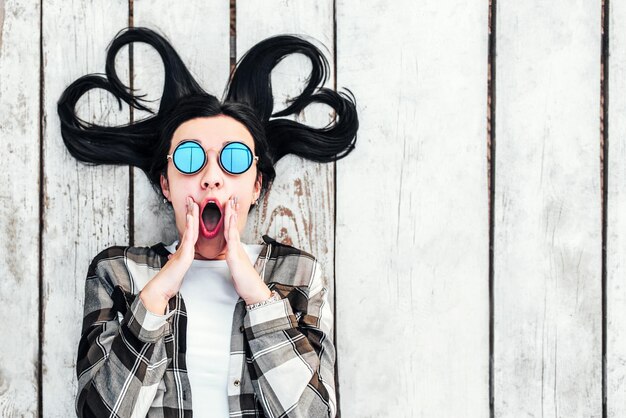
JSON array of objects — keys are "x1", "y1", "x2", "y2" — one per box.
[{"x1": 166, "y1": 139, "x2": 259, "y2": 176}]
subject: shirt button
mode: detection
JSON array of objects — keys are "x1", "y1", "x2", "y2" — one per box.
[
  {"x1": 239, "y1": 325, "x2": 245, "y2": 332},
  {"x1": 234, "y1": 379, "x2": 240, "y2": 387}
]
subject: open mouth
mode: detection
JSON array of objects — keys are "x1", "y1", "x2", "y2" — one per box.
[{"x1": 199, "y1": 199, "x2": 224, "y2": 239}]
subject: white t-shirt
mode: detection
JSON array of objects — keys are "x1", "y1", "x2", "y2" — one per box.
[{"x1": 164, "y1": 242, "x2": 264, "y2": 417}]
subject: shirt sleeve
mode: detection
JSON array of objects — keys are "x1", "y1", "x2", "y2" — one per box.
[
  {"x1": 242, "y1": 260, "x2": 337, "y2": 417},
  {"x1": 75, "y1": 251, "x2": 174, "y2": 418}
]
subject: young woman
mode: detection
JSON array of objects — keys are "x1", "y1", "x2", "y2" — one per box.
[{"x1": 58, "y1": 27, "x2": 358, "y2": 417}]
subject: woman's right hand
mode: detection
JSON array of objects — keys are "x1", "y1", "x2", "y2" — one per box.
[{"x1": 139, "y1": 196, "x2": 199, "y2": 314}]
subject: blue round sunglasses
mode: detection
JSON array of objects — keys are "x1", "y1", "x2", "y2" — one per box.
[{"x1": 167, "y1": 140, "x2": 259, "y2": 175}]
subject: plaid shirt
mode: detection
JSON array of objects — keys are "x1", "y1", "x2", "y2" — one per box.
[{"x1": 76, "y1": 235, "x2": 336, "y2": 417}]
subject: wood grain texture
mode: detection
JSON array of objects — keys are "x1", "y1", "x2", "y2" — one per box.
[
  {"x1": 608, "y1": 1, "x2": 626, "y2": 416},
  {"x1": 41, "y1": 1, "x2": 129, "y2": 415},
  {"x1": 335, "y1": 0, "x2": 490, "y2": 416},
  {"x1": 0, "y1": 1, "x2": 40, "y2": 416},
  {"x1": 132, "y1": 0, "x2": 230, "y2": 247},
  {"x1": 494, "y1": 2, "x2": 602, "y2": 417},
  {"x1": 237, "y1": 0, "x2": 336, "y2": 299}
]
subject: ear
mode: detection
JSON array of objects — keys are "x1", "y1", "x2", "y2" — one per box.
[
  {"x1": 160, "y1": 174, "x2": 170, "y2": 201},
  {"x1": 253, "y1": 173, "x2": 262, "y2": 202}
]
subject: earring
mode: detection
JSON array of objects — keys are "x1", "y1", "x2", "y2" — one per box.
[{"x1": 163, "y1": 198, "x2": 168, "y2": 204}]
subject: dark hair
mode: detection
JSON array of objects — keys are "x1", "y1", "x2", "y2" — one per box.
[{"x1": 58, "y1": 27, "x2": 358, "y2": 200}]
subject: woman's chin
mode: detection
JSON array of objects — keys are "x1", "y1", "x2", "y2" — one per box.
[{"x1": 193, "y1": 233, "x2": 227, "y2": 260}]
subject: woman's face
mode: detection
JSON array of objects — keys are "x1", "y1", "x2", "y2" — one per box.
[{"x1": 160, "y1": 115, "x2": 261, "y2": 260}]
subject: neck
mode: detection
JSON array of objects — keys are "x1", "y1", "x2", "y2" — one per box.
[
  {"x1": 193, "y1": 250, "x2": 226, "y2": 260},
  {"x1": 177, "y1": 234, "x2": 228, "y2": 260}
]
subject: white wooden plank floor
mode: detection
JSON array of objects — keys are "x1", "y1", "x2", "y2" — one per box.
[
  {"x1": 0, "y1": 1, "x2": 40, "y2": 416},
  {"x1": 494, "y1": 1, "x2": 602, "y2": 417},
  {"x1": 336, "y1": 0, "x2": 489, "y2": 416}
]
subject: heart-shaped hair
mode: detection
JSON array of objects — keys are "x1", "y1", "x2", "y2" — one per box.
[{"x1": 57, "y1": 27, "x2": 359, "y2": 199}]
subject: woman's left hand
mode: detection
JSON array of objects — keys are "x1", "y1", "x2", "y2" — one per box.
[{"x1": 223, "y1": 195, "x2": 272, "y2": 305}]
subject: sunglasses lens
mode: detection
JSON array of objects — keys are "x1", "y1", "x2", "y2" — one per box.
[
  {"x1": 173, "y1": 141, "x2": 205, "y2": 174},
  {"x1": 220, "y1": 142, "x2": 253, "y2": 174}
]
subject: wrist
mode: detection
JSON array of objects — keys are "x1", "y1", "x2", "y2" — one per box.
[
  {"x1": 246, "y1": 290, "x2": 280, "y2": 311},
  {"x1": 243, "y1": 284, "x2": 272, "y2": 306},
  {"x1": 139, "y1": 286, "x2": 170, "y2": 315}
]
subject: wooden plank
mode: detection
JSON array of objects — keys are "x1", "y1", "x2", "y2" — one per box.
[
  {"x1": 132, "y1": 0, "x2": 230, "y2": 246},
  {"x1": 41, "y1": 1, "x2": 129, "y2": 414},
  {"x1": 335, "y1": 1, "x2": 489, "y2": 416},
  {"x1": 494, "y1": 2, "x2": 602, "y2": 416},
  {"x1": 0, "y1": 1, "x2": 40, "y2": 416},
  {"x1": 237, "y1": 0, "x2": 336, "y2": 299},
  {"x1": 608, "y1": 1, "x2": 626, "y2": 416}
]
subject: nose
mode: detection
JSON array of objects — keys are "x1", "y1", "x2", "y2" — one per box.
[{"x1": 200, "y1": 150, "x2": 223, "y2": 189}]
